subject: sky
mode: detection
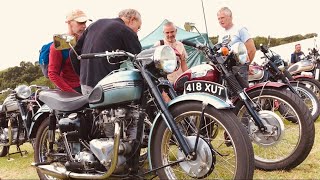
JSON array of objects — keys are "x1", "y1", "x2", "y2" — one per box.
[{"x1": 0, "y1": 0, "x2": 319, "y2": 70}]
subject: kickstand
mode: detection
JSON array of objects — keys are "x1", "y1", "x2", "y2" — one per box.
[{"x1": 7, "y1": 145, "x2": 28, "y2": 161}]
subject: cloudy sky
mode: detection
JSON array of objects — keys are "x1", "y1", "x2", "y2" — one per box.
[{"x1": 0, "y1": 0, "x2": 319, "y2": 70}]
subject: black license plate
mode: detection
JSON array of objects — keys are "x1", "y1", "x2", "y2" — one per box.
[{"x1": 184, "y1": 81, "x2": 227, "y2": 101}]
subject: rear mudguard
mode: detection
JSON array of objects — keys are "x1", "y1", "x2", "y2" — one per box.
[
  {"x1": 293, "y1": 75, "x2": 314, "y2": 79},
  {"x1": 28, "y1": 104, "x2": 50, "y2": 139},
  {"x1": 147, "y1": 92, "x2": 233, "y2": 169},
  {"x1": 233, "y1": 81, "x2": 289, "y2": 104}
]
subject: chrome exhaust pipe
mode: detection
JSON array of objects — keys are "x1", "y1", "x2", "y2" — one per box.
[
  {"x1": 33, "y1": 122, "x2": 121, "y2": 179},
  {"x1": 34, "y1": 165, "x2": 68, "y2": 179}
]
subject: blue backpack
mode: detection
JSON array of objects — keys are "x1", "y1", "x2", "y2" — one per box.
[{"x1": 39, "y1": 42, "x2": 70, "y2": 78}]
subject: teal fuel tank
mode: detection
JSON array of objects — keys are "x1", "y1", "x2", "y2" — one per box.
[{"x1": 88, "y1": 69, "x2": 143, "y2": 108}]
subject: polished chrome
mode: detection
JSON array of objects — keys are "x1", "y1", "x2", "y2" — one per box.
[{"x1": 35, "y1": 121, "x2": 121, "y2": 179}]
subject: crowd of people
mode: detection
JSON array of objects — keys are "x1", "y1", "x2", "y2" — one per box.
[{"x1": 47, "y1": 7, "x2": 303, "y2": 95}]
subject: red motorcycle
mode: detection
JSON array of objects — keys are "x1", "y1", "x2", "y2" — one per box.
[{"x1": 173, "y1": 40, "x2": 315, "y2": 171}]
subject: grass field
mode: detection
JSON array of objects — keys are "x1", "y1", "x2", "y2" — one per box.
[{"x1": 1, "y1": 121, "x2": 320, "y2": 179}]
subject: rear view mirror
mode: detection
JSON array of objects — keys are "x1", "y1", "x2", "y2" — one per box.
[
  {"x1": 184, "y1": 22, "x2": 195, "y2": 32},
  {"x1": 53, "y1": 34, "x2": 76, "y2": 50}
]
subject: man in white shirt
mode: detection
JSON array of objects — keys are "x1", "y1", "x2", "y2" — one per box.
[
  {"x1": 217, "y1": 7, "x2": 256, "y2": 62},
  {"x1": 217, "y1": 7, "x2": 256, "y2": 83}
]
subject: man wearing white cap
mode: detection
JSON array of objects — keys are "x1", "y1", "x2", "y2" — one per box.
[{"x1": 48, "y1": 9, "x2": 90, "y2": 93}]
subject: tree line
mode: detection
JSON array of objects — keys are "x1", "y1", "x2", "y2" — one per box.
[
  {"x1": 209, "y1": 33, "x2": 317, "y2": 49},
  {"x1": 0, "y1": 33, "x2": 317, "y2": 102}
]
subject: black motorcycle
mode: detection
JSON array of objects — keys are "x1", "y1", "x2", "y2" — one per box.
[{"x1": 0, "y1": 85, "x2": 47, "y2": 158}]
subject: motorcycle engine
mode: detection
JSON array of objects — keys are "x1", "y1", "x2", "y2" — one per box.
[
  {"x1": 71, "y1": 106, "x2": 140, "y2": 172},
  {"x1": 0, "y1": 113, "x2": 25, "y2": 143}
]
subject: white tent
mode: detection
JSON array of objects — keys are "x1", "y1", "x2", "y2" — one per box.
[{"x1": 252, "y1": 37, "x2": 319, "y2": 66}]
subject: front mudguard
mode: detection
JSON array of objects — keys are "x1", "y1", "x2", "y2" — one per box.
[
  {"x1": 233, "y1": 81, "x2": 289, "y2": 104},
  {"x1": 147, "y1": 92, "x2": 233, "y2": 169},
  {"x1": 28, "y1": 104, "x2": 50, "y2": 139}
]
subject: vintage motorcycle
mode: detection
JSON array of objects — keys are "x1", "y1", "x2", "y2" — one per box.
[
  {"x1": 287, "y1": 46, "x2": 320, "y2": 98},
  {"x1": 0, "y1": 85, "x2": 46, "y2": 158},
  {"x1": 174, "y1": 39, "x2": 315, "y2": 171},
  {"x1": 30, "y1": 34, "x2": 254, "y2": 180},
  {"x1": 248, "y1": 44, "x2": 320, "y2": 122}
]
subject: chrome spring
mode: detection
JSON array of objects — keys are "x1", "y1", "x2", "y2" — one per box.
[{"x1": 225, "y1": 74, "x2": 243, "y2": 95}]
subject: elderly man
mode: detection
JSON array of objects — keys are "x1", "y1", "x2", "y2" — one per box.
[
  {"x1": 154, "y1": 21, "x2": 188, "y2": 84},
  {"x1": 217, "y1": 7, "x2": 256, "y2": 82},
  {"x1": 70, "y1": 9, "x2": 142, "y2": 95}
]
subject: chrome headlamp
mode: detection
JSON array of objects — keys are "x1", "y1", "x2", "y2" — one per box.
[
  {"x1": 15, "y1": 85, "x2": 32, "y2": 99},
  {"x1": 153, "y1": 45, "x2": 177, "y2": 74},
  {"x1": 231, "y1": 42, "x2": 248, "y2": 65}
]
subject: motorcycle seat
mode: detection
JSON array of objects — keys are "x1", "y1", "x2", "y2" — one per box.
[{"x1": 39, "y1": 90, "x2": 89, "y2": 112}]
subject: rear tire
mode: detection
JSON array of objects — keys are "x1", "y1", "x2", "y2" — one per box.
[
  {"x1": 0, "y1": 146, "x2": 9, "y2": 157},
  {"x1": 234, "y1": 88, "x2": 315, "y2": 171},
  {"x1": 150, "y1": 101, "x2": 254, "y2": 179}
]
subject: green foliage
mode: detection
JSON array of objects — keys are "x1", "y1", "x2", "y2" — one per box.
[
  {"x1": 208, "y1": 33, "x2": 318, "y2": 50},
  {"x1": 252, "y1": 33, "x2": 318, "y2": 50},
  {"x1": 209, "y1": 36, "x2": 218, "y2": 44},
  {"x1": 0, "y1": 61, "x2": 43, "y2": 91},
  {"x1": 30, "y1": 76, "x2": 55, "y2": 89}
]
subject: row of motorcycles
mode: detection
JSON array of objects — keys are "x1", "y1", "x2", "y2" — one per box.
[{"x1": 0, "y1": 31, "x2": 319, "y2": 179}]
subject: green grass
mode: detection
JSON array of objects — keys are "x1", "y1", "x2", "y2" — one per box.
[
  {"x1": 0, "y1": 144, "x2": 38, "y2": 179},
  {"x1": 1, "y1": 121, "x2": 320, "y2": 179}
]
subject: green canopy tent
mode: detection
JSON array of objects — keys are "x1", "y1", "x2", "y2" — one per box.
[{"x1": 140, "y1": 19, "x2": 212, "y2": 68}]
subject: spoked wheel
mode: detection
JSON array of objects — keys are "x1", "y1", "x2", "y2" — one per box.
[
  {"x1": 234, "y1": 88, "x2": 315, "y2": 171},
  {"x1": 150, "y1": 101, "x2": 254, "y2": 179},
  {"x1": 0, "y1": 129, "x2": 9, "y2": 157},
  {"x1": 295, "y1": 77, "x2": 320, "y2": 101},
  {"x1": 34, "y1": 118, "x2": 65, "y2": 180},
  {"x1": 289, "y1": 82, "x2": 320, "y2": 122}
]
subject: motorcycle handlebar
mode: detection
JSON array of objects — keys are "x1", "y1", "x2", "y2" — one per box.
[
  {"x1": 181, "y1": 40, "x2": 198, "y2": 48},
  {"x1": 78, "y1": 51, "x2": 134, "y2": 60},
  {"x1": 181, "y1": 40, "x2": 220, "y2": 64}
]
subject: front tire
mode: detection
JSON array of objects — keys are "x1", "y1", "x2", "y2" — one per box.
[
  {"x1": 150, "y1": 101, "x2": 254, "y2": 179},
  {"x1": 234, "y1": 88, "x2": 315, "y2": 171},
  {"x1": 34, "y1": 117, "x2": 63, "y2": 180}
]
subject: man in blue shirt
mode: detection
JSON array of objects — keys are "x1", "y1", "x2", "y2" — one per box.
[{"x1": 291, "y1": 44, "x2": 305, "y2": 64}]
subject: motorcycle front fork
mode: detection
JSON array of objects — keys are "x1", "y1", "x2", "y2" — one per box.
[{"x1": 238, "y1": 91, "x2": 267, "y2": 132}]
